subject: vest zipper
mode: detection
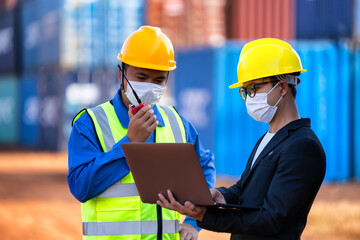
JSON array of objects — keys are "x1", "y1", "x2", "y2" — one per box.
[{"x1": 157, "y1": 204, "x2": 163, "y2": 240}]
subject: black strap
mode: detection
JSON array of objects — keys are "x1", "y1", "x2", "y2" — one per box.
[{"x1": 157, "y1": 204, "x2": 163, "y2": 240}]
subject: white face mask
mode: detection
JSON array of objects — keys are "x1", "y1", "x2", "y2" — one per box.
[
  {"x1": 246, "y1": 82, "x2": 283, "y2": 123},
  {"x1": 125, "y1": 80, "x2": 167, "y2": 107}
]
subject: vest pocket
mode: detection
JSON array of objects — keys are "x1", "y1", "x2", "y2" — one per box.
[{"x1": 96, "y1": 197, "x2": 141, "y2": 222}]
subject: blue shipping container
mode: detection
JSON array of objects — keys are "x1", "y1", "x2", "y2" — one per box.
[
  {"x1": 60, "y1": 69, "x2": 104, "y2": 151},
  {"x1": 354, "y1": 46, "x2": 360, "y2": 180},
  {"x1": 37, "y1": 0, "x2": 61, "y2": 68},
  {"x1": 214, "y1": 43, "x2": 268, "y2": 177},
  {"x1": 38, "y1": 71, "x2": 62, "y2": 151},
  {"x1": 0, "y1": 76, "x2": 19, "y2": 144},
  {"x1": 293, "y1": 41, "x2": 351, "y2": 181},
  {"x1": 174, "y1": 48, "x2": 217, "y2": 151},
  {"x1": 178, "y1": 41, "x2": 351, "y2": 181},
  {"x1": 104, "y1": 0, "x2": 144, "y2": 67},
  {"x1": 20, "y1": 74, "x2": 40, "y2": 147},
  {"x1": 296, "y1": 0, "x2": 353, "y2": 39},
  {"x1": 78, "y1": 0, "x2": 106, "y2": 68},
  {"x1": 21, "y1": 0, "x2": 40, "y2": 71},
  {"x1": 60, "y1": 0, "x2": 79, "y2": 69},
  {"x1": 0, "y1": 10, "x2": 18, "y2": 73}
]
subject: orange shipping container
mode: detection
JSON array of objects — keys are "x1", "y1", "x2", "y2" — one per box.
[
  {"x1": 146, "y1": 0, "x2": 226, "y2": 49},
  {"x1": 0, "y1": 0, "x2": 17, "y2": 11},
  {"x1": 228, "y1": 0, "x2": 295, "y2": 40}
]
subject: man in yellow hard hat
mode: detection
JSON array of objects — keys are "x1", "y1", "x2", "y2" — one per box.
[
  {"x1": 157, "y1": 38, "x2": 326, "y2": 240},
  {"x1": 67, "y1": 26, "x2": 215, "y2": 240}
]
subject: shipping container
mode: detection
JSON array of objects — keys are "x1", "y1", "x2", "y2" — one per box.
[
  {"x1": 293, "y1": 41, "x2": 351, "y2": 181},
  {"x1": 105, "y1": 0, "x2": 145, "y2": 66},
  {"x1": 355, "y1": 0, "x2": 360, "y2": 41},
  {"x1": 21, "y1": 0, "x2": 39, "y2": 71},
  {"x1": 37, "y1": 0, "x2": 61, "y2": 68},
  {"x1": 174, "y1": 48, "x2": 216, "y2": 150},
  {"x1": 296, "y1": 0, "x2": 353, "y2": 39},
  {"x1": 78, "y1": 0, "x2": 106, "y2": 68},
  {"x1": 37, "y1": 70, "x2": 62, "y2": 151},
  {"x1": 214, "y1": 43, "x2": 268, "y2": 177},
  {"x1": 354, "y1": 45, "x2": 360, "y2": 180},
  {"x1": 59, "y1": 68, "x2": 108, "y2": 151},
  {"x1": 227, "y1": 0, "x2": 295, "y2": 40},
  {"x1": 0, "y1": 76, "x2": 19, "y2": 144},
  {"x1": 174, "y1": 41, "x2": 351, "y2": 181},
  {"x1": 0, "y1": 0, "x2": 17, "y2": 12},
  {"x1": 60, "y1": 0, "x2": 79, "y2": 70},
  {"x1": 20, "y1": 73, "x2": 40, "y2": 147},
  {"x1": 0, "y1": 9, "x2": 19, "y2": 73},
  {"x1": 19, "y1": 0, "x2": 130, "y2": 71},
  {"x1": 146, "y1": 0, "x2": 226, "y2": 49}
]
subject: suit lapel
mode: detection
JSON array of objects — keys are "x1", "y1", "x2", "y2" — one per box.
[
  {"x1": 239, "y1": 134, "x2": 264, "y2": 186},
  {"x1": 241, "y1": 128, "x2": 289, "y2": 186}
]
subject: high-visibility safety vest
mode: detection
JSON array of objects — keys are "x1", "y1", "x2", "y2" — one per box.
[{"x1": 73, "y1": 101, "x2": 186, "y2": 240}]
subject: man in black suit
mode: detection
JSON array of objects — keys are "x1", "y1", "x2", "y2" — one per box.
[{"x1": 157, "y1": 38, "x2": 326, "y2": 240}]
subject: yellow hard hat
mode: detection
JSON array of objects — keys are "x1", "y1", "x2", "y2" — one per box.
[
  {"x1": 117, "y1": 26, "x2": 176, "y2": 71},
  {"x1": 229, "y1": 38, "x2": 307, "y2": 88}
]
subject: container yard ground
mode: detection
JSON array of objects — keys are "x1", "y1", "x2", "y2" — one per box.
[{"x1": 0, "y1": 152, "x2": 359, "y2": 240}]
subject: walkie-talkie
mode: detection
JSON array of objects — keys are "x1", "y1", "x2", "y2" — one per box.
[{"x1": 118, "y1": 65, "x2": 146, "y2": 115}]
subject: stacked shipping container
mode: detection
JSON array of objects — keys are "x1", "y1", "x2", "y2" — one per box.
[
  {"x1": 146, "y1": 0, "x2": 226, "y2": 48},
  {"x1": 0, "y1": 0, "x2": 360, "y2": 182},
  {"x1": 227, "y1": 0, "x2": 295, "y2": 40}
]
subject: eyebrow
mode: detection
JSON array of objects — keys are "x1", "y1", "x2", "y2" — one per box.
[{"x1": 135, "y1": 72, "x2": 167, "y2": 80}]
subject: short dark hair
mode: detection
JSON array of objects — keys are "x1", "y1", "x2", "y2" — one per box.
[{"x1": 269, "y1": 73, "x2": 299, "y2": 98}]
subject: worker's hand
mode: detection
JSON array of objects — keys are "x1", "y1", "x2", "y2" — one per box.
[
  {"x1": 179, "y1": 223, "x2": 199, "y2": 240},
  {"x1": 127, "y1": 104, "x2": 158, "y2": 142},
  {"x1": 210, "y1": 188, "x2": 226, "y2": 204},
  {"x1": 157, "y1": 190, "x2": 207, "y2": 222}
]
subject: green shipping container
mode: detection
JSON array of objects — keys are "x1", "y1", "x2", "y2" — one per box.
[{"x1": 0, "y1": 76, "x2": 19, "y2": 144}]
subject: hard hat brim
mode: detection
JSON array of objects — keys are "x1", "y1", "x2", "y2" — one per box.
[
  {"x1": 228, "y1": 69, "x2": 307, "y2": 89},
  {"x1": 118, "y1": 55, "x2": 176, "y2": 71}
]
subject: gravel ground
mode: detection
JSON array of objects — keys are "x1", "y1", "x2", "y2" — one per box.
[{"x1": 0, "y1": 152, "x2": 359, "y2": 240}]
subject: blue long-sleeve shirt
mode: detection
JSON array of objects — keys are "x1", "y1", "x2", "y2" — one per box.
[{"x1": 67, "y1": 89, "x2": 216, "y2": 231}]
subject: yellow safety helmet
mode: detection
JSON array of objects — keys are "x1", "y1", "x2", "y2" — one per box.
[
  {"x1": 117, "y1": 26, "x2": 176, "y2": 71},
  {"x1": 229, "y1": 38, "x2": 306, "y2": 89}
]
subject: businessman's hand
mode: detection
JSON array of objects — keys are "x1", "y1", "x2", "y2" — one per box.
[
  {"x1": 179, "y1": 223, "x2": 199, "y2": 240},
  {"x1": 157, "y1": 190, "x2": 206, "y2": 222},
  {"x1": 210, "y1": 188, "x2": 226, "y2": 204},
  {"x1": 127, "y1": 105, "x2": 158, "y2": 142}
]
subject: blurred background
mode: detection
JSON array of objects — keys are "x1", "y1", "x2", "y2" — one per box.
[{"x1": 0, "y1": 0, "x2": 360, "y2": 239}]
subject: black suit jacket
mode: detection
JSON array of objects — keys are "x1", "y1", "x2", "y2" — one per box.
[{"x1": 198, "y1": 118, "x2": 326, "y2": 240}]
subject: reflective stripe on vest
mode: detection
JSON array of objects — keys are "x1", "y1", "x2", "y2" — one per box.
[
  {"x1": 97, "y1": 181, "x2": 138, "y2": 198},
  {"x1": 83, "y1": 220, "x2": 179, "y2": 236},
  {"x1": 90, "y1": 105, "x2": 116, "y2": 151},
  {"x1": 159, "y1": 106, "x2": 184, "y2": 143}
]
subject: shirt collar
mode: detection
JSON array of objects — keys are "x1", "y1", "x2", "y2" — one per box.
[{"x1": 112, "y1": 89, "x2": 165, "y2": 128}]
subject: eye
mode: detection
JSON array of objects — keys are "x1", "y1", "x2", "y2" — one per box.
[
  {"x1": 155, "y1": 79, "x2": 166, "y2": 84},
  {"x1": 137, "y1": 76, "x2": 146, "y2": 80}
]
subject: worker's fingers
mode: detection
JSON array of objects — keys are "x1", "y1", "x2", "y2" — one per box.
[
  {"x1": 147, "y1": 119, "x2": 158, "y2": 133},
  {"x1": 138, "y1": 105, "x2": 154, "y2": 121},
  {"x1": 167, "y1": 190, "x2": 187, "y2": 213},
  {"x1": 157, "y1": 193, "x2": 175, "y2": 211},
  {"x1": 184, "y1": 201, "x2": 197, "y2": 212}
]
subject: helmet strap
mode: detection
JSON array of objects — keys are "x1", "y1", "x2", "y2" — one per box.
[
  {"x1": 119, "y1": 62, "x2": 126, "y2": 90},
  {"x1": 117, "y1": 64, "x2": 142, "y2": 105}
]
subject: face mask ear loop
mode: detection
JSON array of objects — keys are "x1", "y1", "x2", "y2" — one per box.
[
  {"x1": 266, "y1": 82, "x2": 280, "y2": 96},
  {"x1": 274, "y1": 95, "x2": 283, "y2": 107},
  {"x1": 265, "y1": 81, "x2": 283, "y2": 107},
  {"x1": 118, "y1": 64, "x2": 142, "y2": 105}
]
